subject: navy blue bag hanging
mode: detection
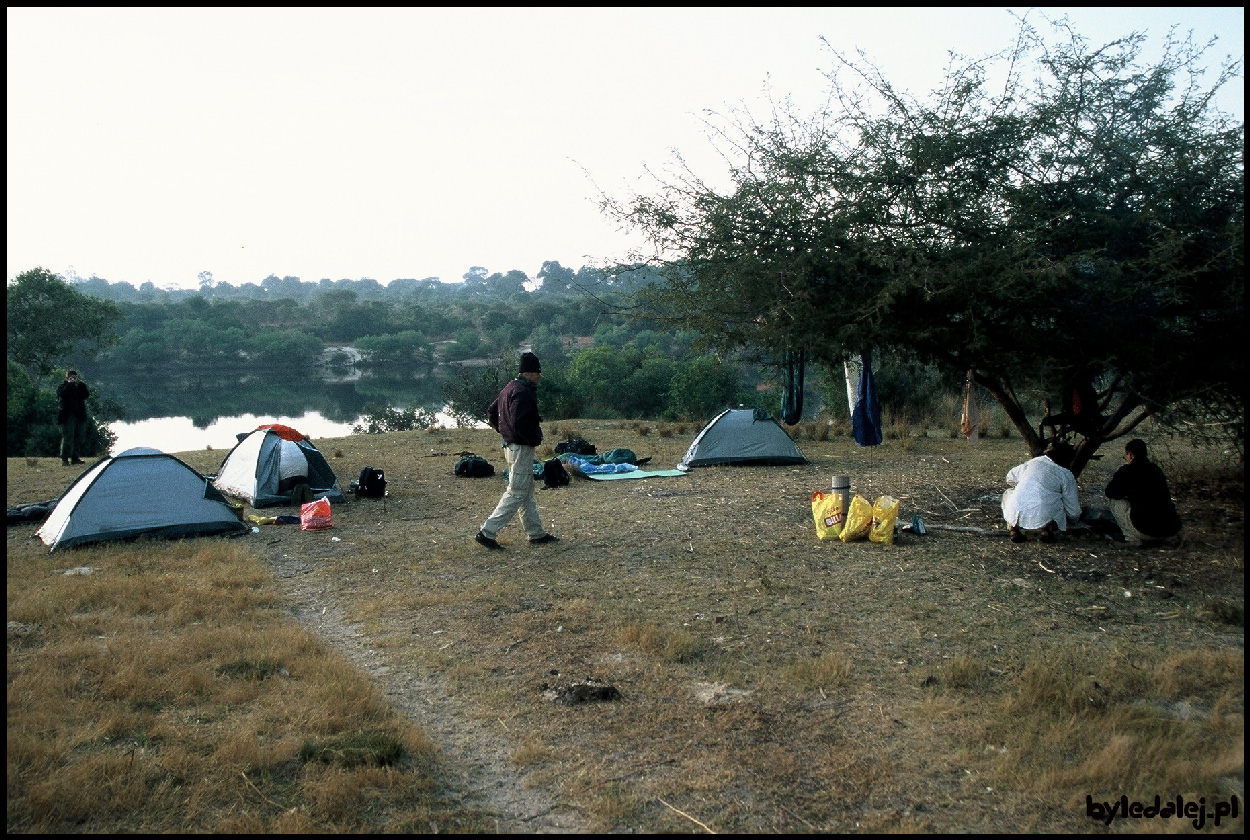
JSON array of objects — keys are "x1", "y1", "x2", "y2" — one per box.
[{"x1": 850, "y1": 351, "x2": 882, "y2": 447}]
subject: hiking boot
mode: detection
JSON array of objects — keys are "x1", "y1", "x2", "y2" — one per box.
[
  {"x1": 1009, "y1": 525, "x2": 1026, "y2": 543},
  {"x1": 62, "y1": 459, "x2": 71, "y2": 467},
  {"x1": 529, "y1": 533, "x2": 559, "y2": 545},
  {"x1": 475, "y1": 531, "x2": 503, "y2": 550}
]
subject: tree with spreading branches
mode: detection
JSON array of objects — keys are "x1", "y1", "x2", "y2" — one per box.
[
  {"x1": 605, "y1": 15, "x2": 1243, "y2": 475},
  {"x1": 7, "y1": 267, "x2": 123, "y2": 381}
]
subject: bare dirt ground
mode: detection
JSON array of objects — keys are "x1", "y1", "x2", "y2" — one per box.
[{"x1": 10, "y1": 424, "x2": 1243, "y2": 832}]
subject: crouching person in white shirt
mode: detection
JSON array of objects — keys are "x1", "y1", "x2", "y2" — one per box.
[{"x1": 1001, "y1": 440, "x2": 1081, "y2": 543}]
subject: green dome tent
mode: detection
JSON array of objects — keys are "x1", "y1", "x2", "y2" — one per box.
[
  {"x1": 678, "y1": 409, "x2": 808, "y2": 469},
  {"x1": 36, "y1": 447, "x2": 249, "y2": 552}
]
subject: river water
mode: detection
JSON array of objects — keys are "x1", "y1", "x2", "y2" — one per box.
[
  {"x1": 93, "y1": 365, "x2": 481, "y2": 456},
  {"x1": 107, "y1": 409, "x2": 480, "y2": 455}
]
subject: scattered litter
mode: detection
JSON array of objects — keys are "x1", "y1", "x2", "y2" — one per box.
[{"x1": 63, "y1": 566, "x2": 96, "y2": 576}]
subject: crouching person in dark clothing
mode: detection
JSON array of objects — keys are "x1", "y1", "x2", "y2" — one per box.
[
  {"x1": 1104, "y1": 439, "x2": 1182, "y2": 547},
  {"x1": 475, "y1": 352, "x2": 558, "y2": 550}
]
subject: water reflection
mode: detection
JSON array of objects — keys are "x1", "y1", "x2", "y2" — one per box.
[
  {"x1": 109, "y1": 412, "x2": 359, "y2": 455},
  {"x1": 108, "y1": 407, "x2": 478, "y2": 456},
  {"x1": 95, "y1": 365, "x2": 480, "y2": 455},
  {"x1": 93, "y1": 366, "x2": 451, "y2": 427}
]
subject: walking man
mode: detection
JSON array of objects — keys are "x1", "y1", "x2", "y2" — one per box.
[
  {"x1": 57, "y1": 369, "x2": 90, "y2": 466},
  {"x1": 475, "y1": 352, "x2": 558, "y2": 549}
]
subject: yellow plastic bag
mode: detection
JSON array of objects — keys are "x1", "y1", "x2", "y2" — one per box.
[
  {"x1": 840, "y1": 494, "x2": 873, "y2": 542},
  {"x1": 811, "y1": 490, "x2": 847, "y2": 541},
  {"x1": 869, "y1": 495, "x2": 900, "y2": 545}
]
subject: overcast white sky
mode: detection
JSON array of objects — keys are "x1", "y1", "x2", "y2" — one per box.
[{"x1": 7, "y1": 7, "x2": 1243, "y2": 291}]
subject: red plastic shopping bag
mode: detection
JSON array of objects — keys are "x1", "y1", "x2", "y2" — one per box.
[{"x1": 300, "y1": 497, "x2": 333, "y2": 531}]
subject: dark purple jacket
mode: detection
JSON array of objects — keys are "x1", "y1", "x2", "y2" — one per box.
[{"x1": 487, "y1": 378, "x2": 543, "y2": 447}]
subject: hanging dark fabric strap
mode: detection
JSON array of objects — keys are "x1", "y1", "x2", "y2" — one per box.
[{"x1": 782, "y1": 348, "x2": 805, "y2": 425}]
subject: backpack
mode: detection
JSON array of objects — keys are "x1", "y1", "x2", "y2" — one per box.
[
  {"x1": 354, "y1": 466, "x2": 386, "y2": 498},
  {"x1": 541, "y1": 457, "x2": 570, "y2": 488},
  {"x1": 555, "y1": 437, "x2": 596, "y2": 456},
  {"x1": 455, "y1": 454, "x2": 496, "y2": 478}
]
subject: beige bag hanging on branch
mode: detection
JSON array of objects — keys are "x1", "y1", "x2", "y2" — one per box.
[{"x1": 960, "y1": 369, "x2": 981, "y2": 441}]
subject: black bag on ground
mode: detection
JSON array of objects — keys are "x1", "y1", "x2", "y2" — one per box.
[
  {"x1": 455, "y1": 454, "x2": 495, "y2": 478},
  {"x1": 555, "y1": 437, "x2": 596, "y2": 456},
  {"x1": 541, "y1": 457, "x2": 570, "y2": 488},
  {"x1": 354, "y1": 466, "x2": 387, "y2": 498}
]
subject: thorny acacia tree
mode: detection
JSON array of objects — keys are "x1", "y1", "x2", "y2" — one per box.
[{"x1": 606, "y1": 18, "x2": 1243, "y2": 476}]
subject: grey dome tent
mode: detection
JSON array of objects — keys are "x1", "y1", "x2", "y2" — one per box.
[
  {"x1": 214, "y1": 425, "x2": 346, "y2": 507},
  {"x1": 36, "y1": 447, "x2": 249, "y2": 552},
  {"x1": 679, "y1": 408, "x2": 808, "y2": 469}
]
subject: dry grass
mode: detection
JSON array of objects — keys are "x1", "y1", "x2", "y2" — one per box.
[
  {"x1": 6, "y1": 540, "x2": 486, "y2": 833},
  {"x1": 8, "y1": 424, "x2": 1243, "y2": 833}
]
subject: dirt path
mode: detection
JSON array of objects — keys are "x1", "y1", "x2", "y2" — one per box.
[{"x1": 267, "y1": 552, "x2": 586, "y2": 833}]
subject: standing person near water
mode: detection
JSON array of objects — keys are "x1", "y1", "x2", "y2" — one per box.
[{"x1": 57, "y1": 369, "x2": 90, "y2": 466}]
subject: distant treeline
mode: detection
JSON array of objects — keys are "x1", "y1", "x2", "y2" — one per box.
[
  {"x1": 77, "y1": 261, "x2": 798, "y2": 422},
  {"x1": 74, "y1": 261, "x2": 660, "y2": 306},
  {"x1": 81, "y1": 261, "x2": 661, "y2": 370}
]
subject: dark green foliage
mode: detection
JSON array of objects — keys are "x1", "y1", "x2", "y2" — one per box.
[
  {"x1": 6, "y1": 360, "x2": 56, "y2": 457},
  {"x1": 52, "y1": 242, "x2": 1153, "y2": 435},
  {"x1": 563, "y1": 344, "x2": 746, "y2": 421},
  {"x1": 869, "y1": 352, "x2": 959, "y2": 425},
  {"x1": 533, "y1": 365, "x2": 581, "y2": 421},
  {"x1": 607, "y1": 20, "x2": 1244, "y2": 473},
  {"x1": 354, "y1": 331, "x2": 434, "y2": 366},
  {"x1": 442, "y1": 356, "x2": 513, "y2": 427},
  {"x1": 6, "y1": 360, "x2": 118, "y2": 458},
  {"x1": 351, "y1": 405, "x2": 438, "y2": 434},
  {"x1": 7, "y1": 267, "x2": 123, "y2": 379}
]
